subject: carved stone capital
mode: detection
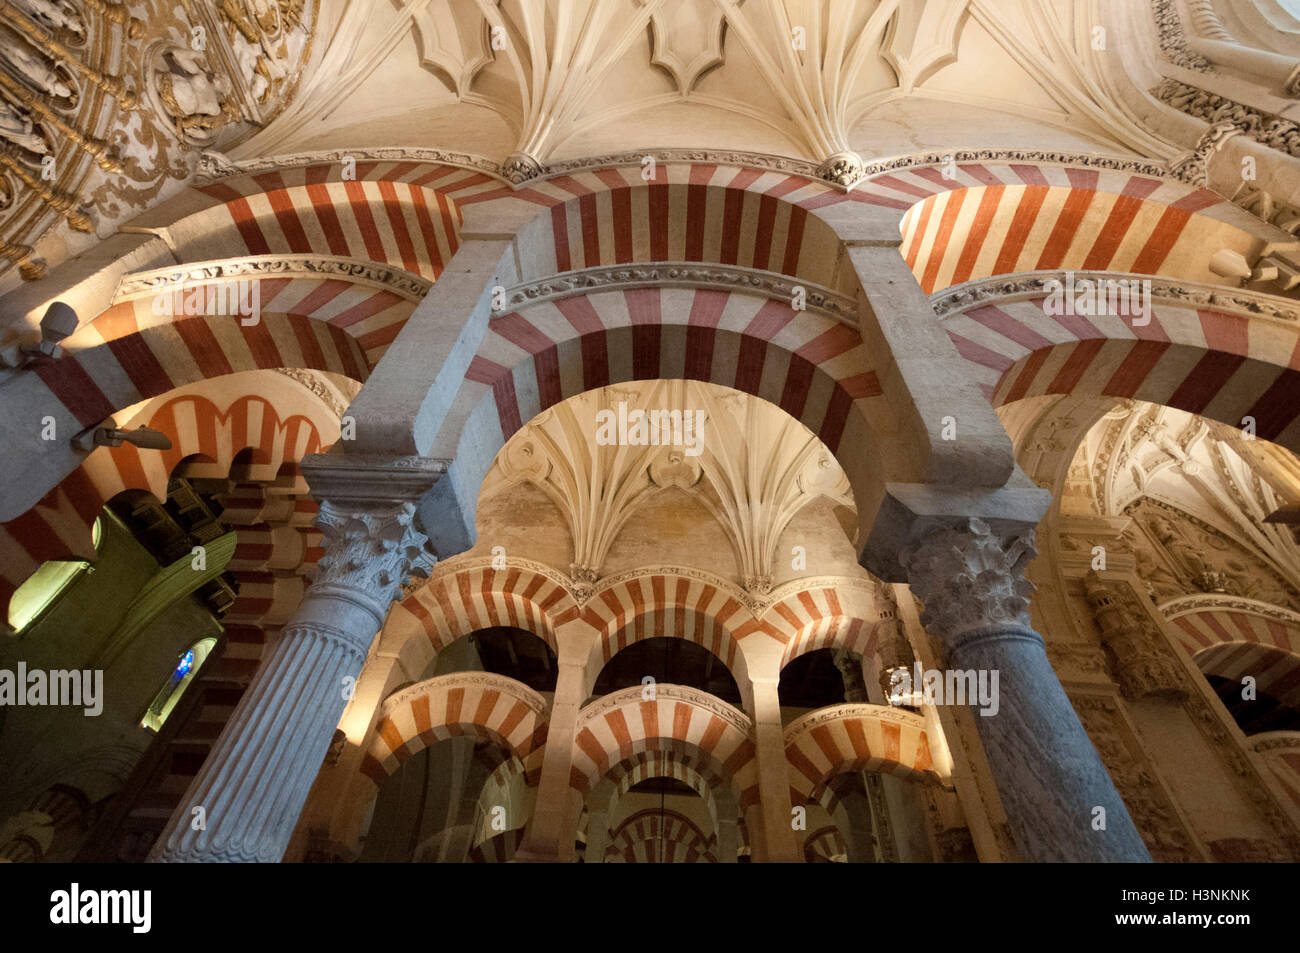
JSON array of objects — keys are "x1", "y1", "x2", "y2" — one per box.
[
  {"x1": 312, "y1": 499, "x2": 436, "y2": 625},
  {"x1": 899, "y1": 517, "x2": 1038, "y2": 643}
]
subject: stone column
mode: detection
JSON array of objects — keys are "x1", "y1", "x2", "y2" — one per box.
[
  {"x1": 749, "y1": 675, "x2": 800, "y2": 862},
  {"x1": 149, "y1": 455, "x2": 442, "y2": 862},
  {"x1": 516, "y1": 647, "x2": 587, "y2": 861},
  {"x1": 583, "y1": 809, "x2": 611, "y2": 864},
  {"x1": 899, "y1": 517, "x2": 1151, "y2": 862}
]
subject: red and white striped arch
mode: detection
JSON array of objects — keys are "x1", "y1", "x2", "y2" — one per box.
[
  {"x1": 784, "y1": 704, "x2": 941, "y2": 805},
  {"x1": 33, "y1": 304, "x2": 366, "y2": 438},
  {"x1": 768, "y1": 581, "x2": 887, "y2": 668},
  {"x1": 898, "y1": 179, "x2": 1245, "y2": 295},
  {"x1": 608, "y1": 809, "x2": 714, "y2": 864},
  {"x1": 187, "y1": 178, "x2": 461, "y2": 281},
  {"x1": 943, "y1": 295, "x2": 1300, "y2": 448},
  {"x1": 1166, "y1": 605, "x2": 1300, "y2": 657},
  {"x1": 506, "y1": 168, "x2": 849, "y2": 288},
  {"x1": 359, "y1": 672, "x2": 550, "y2": 786},
  {"x1": 461, "y1": 288, "x2": 882, "y2": 495},
  {"x1": 385, "y1": 558, "x2": 571, "y2": 661},
  {"x1": 571, "y1": 571, "x2": 753, "y2": 682},
  {"x1": 0, "y1": 388, "x2": 330, "y2": 612},
  {"x1": 570, "y1": 685, "x2": 761, "y2": 809},
  {"x1": 1194, "y1": 643, "x2": 1300, "y2": 710}
]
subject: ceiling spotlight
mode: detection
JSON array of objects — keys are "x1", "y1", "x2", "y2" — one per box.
[{"x1": 0, "y1": 301, "x2": 80, "y2": 368}]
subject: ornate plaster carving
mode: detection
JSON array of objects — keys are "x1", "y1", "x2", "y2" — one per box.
[
  {"x1": 1153, "y1": 78, "x2": 1300, "y2": 160},
  {"x1": 1150, "y1": 0, "x2": 1215, "y2": 72}
]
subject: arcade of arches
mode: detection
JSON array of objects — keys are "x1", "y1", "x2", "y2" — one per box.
[{"x1": 3, "y1": 0, "x2": 1300, "y2": 864}]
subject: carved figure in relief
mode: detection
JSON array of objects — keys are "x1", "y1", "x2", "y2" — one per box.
[
  {"x1": 1, "y1": 38, "x2": 73, "y2": 99},
  {"x1": 12, "y1": 0, "x2": 86, "y2": 39},
  {"x1": 0, "y1": 98, "x2": 48, "y2": 155}
]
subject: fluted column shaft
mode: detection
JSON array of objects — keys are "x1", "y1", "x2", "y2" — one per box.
[
  {"x1": 900, "y1": 517, "x2": 1151, "y2": 863},
  {"x1": 150, "y1": 482, "x2": 437, "y2": 863}
]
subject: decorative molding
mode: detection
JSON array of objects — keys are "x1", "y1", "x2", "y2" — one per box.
[
  {"x1": 538, "y1": 148, "x2": 824, "y2": 184},
  {"x1": 1158, "y1": 593, "x2": 1300, "y2": 626},
  {"x1": 1152, "y1": 78, "x2": 1300, "y2": 160},
  {"x1": 858, "y1": 149, "x2": 1172, "y2": 181},
  {"x1": 501, "y1": 263, "x2": 857, "y2": 327},
  {"x1": 1167, "y1": 120, "x2": 1241, "y2": 186},
  {"x1": 195, "y1": 145, "x2": 505, "y2": 185},
  {"x1": 301, "y1": 452, "x2": 448, "y2": 504},
  {"x1": 1151, "y1": 0, "x2": 1215, "y2": 73},
  {"x1": 930, "y1": 271, "x2": 1300, "y2": 325},
  {"x1": 272, "y1": 367, "x2": 349, "y2": 418},
  {"x1": 782, "y1": 702, "x2": 931, "y2": 741},
  {"x1": 578, "y1": 682, "x2": 753, "y2": 735},
  {"x1": 380, "y1": 672, "x2": 549, "y2": 721},
  {"x1": 114, "y1": 254, "x2": 432, "y2": 302}
]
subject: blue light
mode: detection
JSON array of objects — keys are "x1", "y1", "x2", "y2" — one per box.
[{"x1": 175, "y1": 650, "x2": 195, "y2": 677}]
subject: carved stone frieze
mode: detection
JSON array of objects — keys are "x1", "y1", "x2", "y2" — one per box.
[
  {"x1": 1150, "y1": 0, "x2": 1214, "y2": 72},
  {"x1": 931, "y1": 271, "x2": 1300, "y2": 326},
  {"x1": 502, "y1": 263, "x2": 858, "y2": 328},
  {"x1": 1167, "y1": 120, "x2": 1241, "y2": 187},
  {"x1": 381, "y1": 672, "x2": 549, "y2": 720},
  {"x1": 578, "y1": 683, "x2": 753, "y2": 734},
  {"x1": 859, "y1": 149, "x2": 1170, "y2": 182},
  {"x1": 114, "y1": 253, "x2": 432, "y2": 302},
  {"x1": 1153, "y1": 78, "x2": 1300, "y2": 160}
]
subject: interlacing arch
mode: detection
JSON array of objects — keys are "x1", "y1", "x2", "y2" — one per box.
[
  {"x1": 608, "y1": 809, "x2": 715, "y2": 864},
  {"x1": 384, "y1": 556, "x2": 570, "y2": 661},
  {"x1": 0, "y1": 386, "x2": 331, "y2": 612},
  {"x1": 784, "y1": 703, "x2": 943, "y2": 807},
  {"x1": 571, "y1": 684, "x2": 760, "y2": 809},
  {"x1": 359, "y1": 672, "x2": 549, "y2": 786}
]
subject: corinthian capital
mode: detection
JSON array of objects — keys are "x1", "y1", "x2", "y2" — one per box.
[
  {"x1": 313, "y1": 500, "x2": 436, "y2": 621},
  {"x1": 899, "y1": 517, "x2": 1037, "y2": 640}
]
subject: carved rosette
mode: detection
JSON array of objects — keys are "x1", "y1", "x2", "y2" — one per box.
[
  {"x1": 898, "y1": 518, "x2": 1038, "y2": 644},
  {"x1": 502, "y1": 151, "x2": 543, "y2": 185},
  {"x1": 312, "y1": 499, "x2": 436, "y2": 631},
  {"x1": 817, "y1": 150, "x2": 864, "y2": 187},
  {"x1": 1084, "y1": 575, "x2": 1188, "y2": 702}
]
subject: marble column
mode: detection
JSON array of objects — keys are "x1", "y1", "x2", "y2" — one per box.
[
  {"x1": 899, "y1": 517, "x2": 1151, "y2": 863},
  {"x1": 149, "y1": 455, "x2": 441, "y2": 862}
]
